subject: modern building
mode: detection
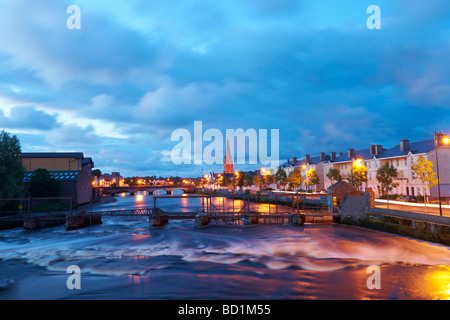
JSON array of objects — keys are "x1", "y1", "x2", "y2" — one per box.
[{"x1": 22, "y1": 152, "x2": 95, "y2": 206}]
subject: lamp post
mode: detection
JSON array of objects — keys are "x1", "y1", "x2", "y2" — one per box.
[{"x1": 434, "y1": 132, "x2": 450, "y2": 216}]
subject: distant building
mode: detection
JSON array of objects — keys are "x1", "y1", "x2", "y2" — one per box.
[
  {"x1": 22, "y1": 152, "x2": 95, "y2": 206},
  {"x1": 98, "y1": 172, "x2": 124, "y2": 187}
]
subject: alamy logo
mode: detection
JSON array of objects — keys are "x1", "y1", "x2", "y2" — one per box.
[
  {"x1": 171, "y1": 121, "x2": 279, "y2": 168},
  {"x1": 66, "y1": 5, "x2": 81, "y2": 30},
  {"x1": 366, "y1": 265, "x2": 381, "y2": 289},
  {"x1": 66, "y1": 265, "x2": 81, "y2": 290},
  {"x1": 367, "y1": 5, "x2": 381, "y2": 30}
]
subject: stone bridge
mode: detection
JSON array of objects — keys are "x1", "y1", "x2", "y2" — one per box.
[{"x1": 98, "y1": 185, "x2": 195, "y2": 196}]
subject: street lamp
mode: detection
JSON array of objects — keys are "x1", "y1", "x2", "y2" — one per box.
[{"x1": 434, "y1": 132, "x2": 450, "y2": 216}]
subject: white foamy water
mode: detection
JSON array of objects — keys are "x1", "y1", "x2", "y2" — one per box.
[{"x1": 0, "y1": 213, "x2": 449, "y2": 276}]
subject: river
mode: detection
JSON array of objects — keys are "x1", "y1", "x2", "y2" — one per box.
[{"x1": 0, "y1": 191, "x2": 449, "y2": 300}]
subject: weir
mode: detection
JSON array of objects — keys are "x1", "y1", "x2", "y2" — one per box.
[{"x1": 82, "y1": 194, "x2": 337, "y2": 228}]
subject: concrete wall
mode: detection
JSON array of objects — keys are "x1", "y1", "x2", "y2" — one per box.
[{"x1": 76, "y1": 164, "x2": 94, "y2": 206}]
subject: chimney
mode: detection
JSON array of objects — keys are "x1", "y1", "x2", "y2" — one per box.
[
  {"x1": 376, "y1": 145, "x2": 383, "y2": 155},
  {"x1": 400, "y1": 139, "x2": 409, "y2": 152},
  {"x1": 330, "y1": 152, "x2": 336, "y2": 161},
  {"x1": 348, "y1": 148, "x2": 355, "y2": 158},
  {"x1": 305, "y1": 154, "x2": 311, "y2": 164},
  {"x1": 320, "y1": 152, "x2": 326, "y2": 162},
  {"x1": 370, "y1": 144, "x2": 376, "y2": 155},
  {"x1": 293, "y1": 157, "x2": 297, "y2": 165},
  {"x1": 339, "y1": 152, "x2": 343, "y2": 156},
  {"x1": 287, "y1": 159, "x2": 290, "y2": 165},
  {"x1": 370, "y1": 144, "x2": 383, "y2": 155}
]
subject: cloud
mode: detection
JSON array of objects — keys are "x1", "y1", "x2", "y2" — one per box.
[
  {"x1": 0, "y1": 105, "x2": 59, "y2": 130},
  {"x1": 46, "y1": 124, "x2": 100, "y2": 146}
]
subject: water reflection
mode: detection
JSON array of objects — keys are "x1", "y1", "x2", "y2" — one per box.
[{"x1": 425, "y1": 267, "x2": 450, "y2": 300}]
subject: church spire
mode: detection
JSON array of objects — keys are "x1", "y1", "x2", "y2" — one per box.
[{"x1": 224, "y1": 138, "x2": 234, "y2": 174}]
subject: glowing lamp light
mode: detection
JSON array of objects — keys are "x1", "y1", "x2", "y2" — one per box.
[{"x1": 443, "y1": 137, "x2": 450, "y2": 144}]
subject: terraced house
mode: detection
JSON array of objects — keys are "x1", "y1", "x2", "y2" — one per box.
[{"x1": 280, "y1": 136, "x2": 450, "y2": 201}]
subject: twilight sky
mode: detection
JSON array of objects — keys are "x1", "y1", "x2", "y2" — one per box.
[{"x1": 0, "y1": 0, "x2": 449, "y2": 177}]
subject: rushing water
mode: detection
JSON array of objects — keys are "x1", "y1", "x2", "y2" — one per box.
[{"x1": 0, "y1": 191, "x2": 449, "y2": 300}]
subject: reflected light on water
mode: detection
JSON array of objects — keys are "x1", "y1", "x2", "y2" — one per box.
[
  {"x1": 426, "y1": 267, "x2": 450, "y2": 300},
  {"x1": 135, "y1": 194, "x2": 144, "y2": 202}
]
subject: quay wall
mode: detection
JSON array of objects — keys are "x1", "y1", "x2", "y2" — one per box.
[{"x1": 340, "y1": 195, "x2": 450, "y2": 246}]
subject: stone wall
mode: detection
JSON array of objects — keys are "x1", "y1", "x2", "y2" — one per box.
[
  {"x1": 339, "y1": 199, "x2": 450, "y2": 246},
  {"x1": 66, "y1": 213, "x2": 102, "y2": 231}
]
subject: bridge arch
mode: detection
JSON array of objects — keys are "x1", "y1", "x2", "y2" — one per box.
[
  {"x1": 153, "y1": 189, "x2": 168, "y2": 195},
  {"x1": 169, "y1": 188, "x2": 189, "y2": 195}
]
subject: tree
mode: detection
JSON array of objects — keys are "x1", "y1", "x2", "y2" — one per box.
[
  {"x1": 234, "y1": 171, "x2": 245, "y2": 191},
  {"x1": 0, "y1": 131, "x2": 24, "y2": 211},
  {"x1": 287, "y1": 168, "x2": 304, "y2": 191},
  {"x1": 347, "y1": 160, "x2": 367, "y2": 188},
  {"x1": 263, "y1": 174, "x2": 274, "y2": 188},
  {"x1": 306, "y1": 168, "x2": 320, "y2": 191},
  {"x1": 194, "y1": 177, "x2": 203, "y2": 187},
  {"x1": 274, "y1": 167, "x2": 288, "y2": 189},
  {"x1": 411, "y1": 156, "x2": 438, "y2": 212},
  {"x1": 244, "y1": 174, "x2": 253, "y2": 188},
  {"x1": 29, "y1": 168, "x2": 62, "y2": 197},
  {"x1": 92, "y1": 169, "x2": 102, "y2": 178},
  {"x1": 222, "y1": 176, "x2": 232, "y2": 188},
  {"x1": 326, "y1": 168, "x2": 342, "y2": 185},
  {"x1": 254, "y1": 175, "x2": 264, "y2": 191},
  {"x1": 376, "y1": 163, "x2": 399, "y2": 208}
]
